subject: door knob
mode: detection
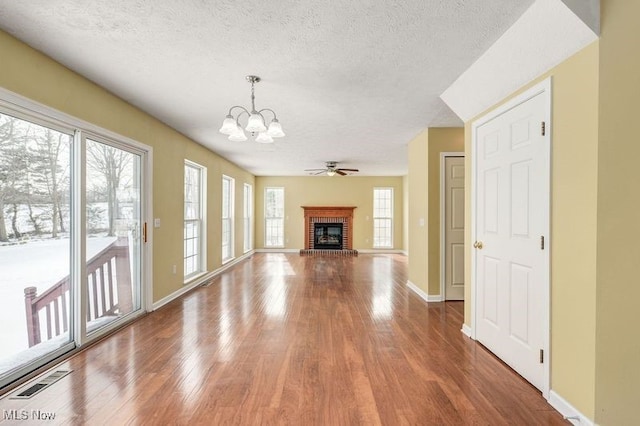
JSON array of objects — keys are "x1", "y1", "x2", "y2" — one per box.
[{"x1": 473, "y1": 241, "x2": 483, "y2": 249}]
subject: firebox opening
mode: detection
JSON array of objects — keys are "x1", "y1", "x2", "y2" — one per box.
[{"x1": 314, "y1": 223, "x2": 343, "y2": 250}]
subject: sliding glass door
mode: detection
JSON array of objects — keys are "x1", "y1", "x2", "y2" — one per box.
[
  {"x1": 0, "y1": 101, "x2": 149, "y2": 389},
  {"x1": 85, "y1": 138, "x2": 142, "y2": 336},
  {"x1": 0, "y1": 110, "x2": 75, "y2": 385}
]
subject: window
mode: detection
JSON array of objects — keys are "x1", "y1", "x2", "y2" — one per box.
[
  {"x1": 184, "y1": 161, "x2": 206, "y2": 278},
  {"x1": 243, "y1": 183, "x2": 252, "y2": 252},
  {"x1": 222, "y1": 175, "x2": 235, "y2": 262},
  {"x1": 264, "y1": 187, "x2": 284, "y2": 247},
  {"x1": 373, "y1": 187, "x2": 393, "y2": 248}
]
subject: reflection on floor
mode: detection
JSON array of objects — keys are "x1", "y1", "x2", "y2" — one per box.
[{"x1": 0, "y1": 253, "x2": 566, "y2": 425}]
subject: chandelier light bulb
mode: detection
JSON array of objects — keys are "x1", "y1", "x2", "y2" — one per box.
[
  {"x1": 219, "y1": 115, "x2": 237, "y2": 135},
  {"x1": 245, "y1": 113, "x2": 267, "y2": 133},
  {"x1": 267, "y1": 119, "x2": 285, "y2": 137},
  {"x1": 326, "y1": 170, "x2": 336, "y2": 177},
  {"x1": 228, "y1": 125, "x2": 247, "y2": 142},
  {"x1": 255, "y1": 131, "x2": 274, "y2": 144}
]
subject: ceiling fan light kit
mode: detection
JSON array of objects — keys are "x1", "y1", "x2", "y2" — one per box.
[
  {"x1": 305, "y1": 161, "x2": 359, "y2": 176},
  {"x1": 219, "y1": 75, "x2": 285, "y2": 144}
]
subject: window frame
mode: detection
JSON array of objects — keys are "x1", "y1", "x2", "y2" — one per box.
[
  {"x1": 373, "y1": 187, "x2": 394, "y2": 249},
  {"x1": 221, "y1": 175, "x2": 235, "y2": 262},
  {"x1": 264, "y1": 187, "x2": 285, "y2": 248},
  {"x1": 243, "y1": 183, "x2": 253, "y2": 253},
  {"x1": 183, "y1": 160, "x2": 207, "y2": 281}
]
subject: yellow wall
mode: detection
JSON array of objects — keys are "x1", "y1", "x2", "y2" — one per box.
[
  {"x1": 407, "y1": 128, "x2": 464, "y2": 295},
  {"x1": 254, "y1": 176, "x2": 404, "y2": 250},
  {"x1": 0, "y1": 30, "x2": 255, "y2": 303},
  {"x1": 595, "y1": 0, "x2": 640, "y2": 423},
  {"x1": 463, "y1": 41, "x2": 600, "y2": 418},
  {"x1": 427, "y1": 128, "x2": 464, "y2": 295},
  {"x1": 407, "y1": 130, "x2": 429, "y2": 291},
  {"x1": 402, "y1": 175, "x2": 409, "y2": 254}
]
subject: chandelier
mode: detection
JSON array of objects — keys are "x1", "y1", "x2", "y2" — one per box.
[{"x1": 218, "y1": 75, "x2": 285, "y2": 143}]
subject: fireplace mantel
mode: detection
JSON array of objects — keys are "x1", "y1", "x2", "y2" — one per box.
[
  {"x1": 301, "y1": 206, "x2": 356, "y2": 250},
  {"x1": 302, "y1": 206, "x2": 357, "y2": 217}
]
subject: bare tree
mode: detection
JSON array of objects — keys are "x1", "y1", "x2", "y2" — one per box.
[
  {"x1": 30, "y1": 128, "x2": 70, "y2": 238},
  {"x1": 86, "y1": 142, "x2": 131, "y2": 236},
  {"x1": 0, "y1": 115, "x2": 27, "y2": 242}
]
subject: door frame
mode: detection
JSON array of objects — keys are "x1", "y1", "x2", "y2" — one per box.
[
  {"x1": 439, "y1": 152, "x2": 465, "y2": 300},
  {"x1": 470, "y1": 77, "x2": 551, "y2": 398},
  {"x1": 0, "y1": 86, "x2": 154, "y2": 387},
  {"x1": 75, "y1": 130, "x2": 153, "y2": 346}
]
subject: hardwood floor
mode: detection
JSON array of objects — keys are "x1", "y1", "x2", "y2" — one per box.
[{"x1": 0, "y1": 253, "x2": 566, "y2": 425}]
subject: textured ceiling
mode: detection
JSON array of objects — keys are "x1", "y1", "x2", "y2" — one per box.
[
  {"x1": 442, "y1": 0, "x2": 598, "y2": 121},
  {"x1": 0, "y1": 0, "x2": 538, "y2": 176}
]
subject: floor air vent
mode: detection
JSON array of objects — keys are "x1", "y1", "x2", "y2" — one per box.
[{"x1": 11, "y1": 370, "x2": 72, "y2": 399}]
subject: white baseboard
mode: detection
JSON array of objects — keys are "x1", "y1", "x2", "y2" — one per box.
[
  {"x1": 407, "y1": 281, "x2": 443, "y2": 303},
  {"x1": 220, "y1": 251, "x2": 254, "y2": 270},
  {"x1": 358, "y1": 249, "x2": 406, "y2": 254},
  {"x1": 152, "y1": 277, "x2": 205, "y2": 311},
  {"x1": 253, "y1": 248, "x2": 407, "y2": 255},
  {"x1": 461, "y1": 324, "x2": 473, "y2": 338},
  {"x1": 548, "y1": 390, "x2": 594, "y2": 426},
  {"x1": 407, "y1": 280, "x2": 428, "y2": 303},
  {"x1": 152, "y1": 251, "x2": 254, "y2": 311},
  {"x1": 254, "y1": 248, "x2": 299, "y2": 253}
]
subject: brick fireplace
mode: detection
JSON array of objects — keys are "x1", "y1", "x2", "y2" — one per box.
[{"x1": 301, "y1": 206, "x2": 357, "y2": 255}]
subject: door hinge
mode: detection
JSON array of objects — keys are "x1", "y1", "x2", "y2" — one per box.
[
  {"x1": 541, "y1": 121, "x2": 546, "y2": 136},
  {"x1": 539, "y1": 349, "x2": 544, "y2": 364},
  {"x1": 540, "y1": 235, "x2": 545, "y2": 250}
]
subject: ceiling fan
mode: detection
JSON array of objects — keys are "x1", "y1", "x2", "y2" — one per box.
[{"x1": 305, "y1": 161, "x2": 359, "y2": 176}]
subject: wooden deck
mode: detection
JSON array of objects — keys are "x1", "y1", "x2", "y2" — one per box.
[{"x1": 0, "y1": 253, "x2": 567, "y2": 424}]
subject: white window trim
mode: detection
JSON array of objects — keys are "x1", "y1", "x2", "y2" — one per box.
[
  {"x1": 184, "y1": 160, "x2": 207, "y2": 282},
  {"x1": 264, "y1": 187, "x2": 285, "y2": 248},
  {"x1": 222, "y1": 175, "x2": 235, "y2": 263},
  {"x1": 373, "y1": 187, "x2": 394, "y2": 249},
  {"x1": 243, "y1": 183, "x2": 253, "y2": 253}
]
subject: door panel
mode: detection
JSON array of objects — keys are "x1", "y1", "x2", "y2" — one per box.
[
  {"x1": 475, "y1": 91, "x2": 548, "y2": 391},
  {"x1": 444, "y1": 156, "x2": 465, "y2": 300},
  {"x1": 482, "y1": 256, "x2": 499, "y2": 326},
  {"x1": 85, "y1": 138, "x2": 142, "y2": 336},
  {"x1": 509, "y1": 262, "x2": 531, "y2": 344},
  {"x1": 451, "y1": 244, "x2": 465, "y2": 287},
  {"x1": 511, "y1": 162, "x2": 531, "y2": 237},
  {"x1": 0, "y1": 111, "x2": 75, "y2": 386},
  {"x1": 483, "y1": 168, "x2": 499, "y2": 234}
]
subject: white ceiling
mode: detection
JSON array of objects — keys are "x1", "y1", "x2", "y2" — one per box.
[{"x1": 0, "y1": 0, "x2": 593, "y2": 176}]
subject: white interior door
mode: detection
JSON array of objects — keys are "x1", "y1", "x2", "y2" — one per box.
[
  {"x1": 444, "y1": 156, "x2": 465, "y2": 301},
  {"x1": 473, "y1": 85, "x2": 550, "y2": 392}
]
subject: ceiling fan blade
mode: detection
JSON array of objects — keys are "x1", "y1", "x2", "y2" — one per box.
[
  {"x1": 335, "y1": 170, "x2": 347, "y2": 176},
  {"x1": 312, "y1": 170, "x2": 326, "y2": 175},
  {"x1": 337, "y1": 168, "x2": 359, "y2": 172},
  {"x1": 304, "y1": 168, "x2": 327, "y2": 172}
]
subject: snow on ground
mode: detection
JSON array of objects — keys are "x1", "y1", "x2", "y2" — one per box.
[{"x1": 0, "y1": 236, "x2": 115, "y2": 364}]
